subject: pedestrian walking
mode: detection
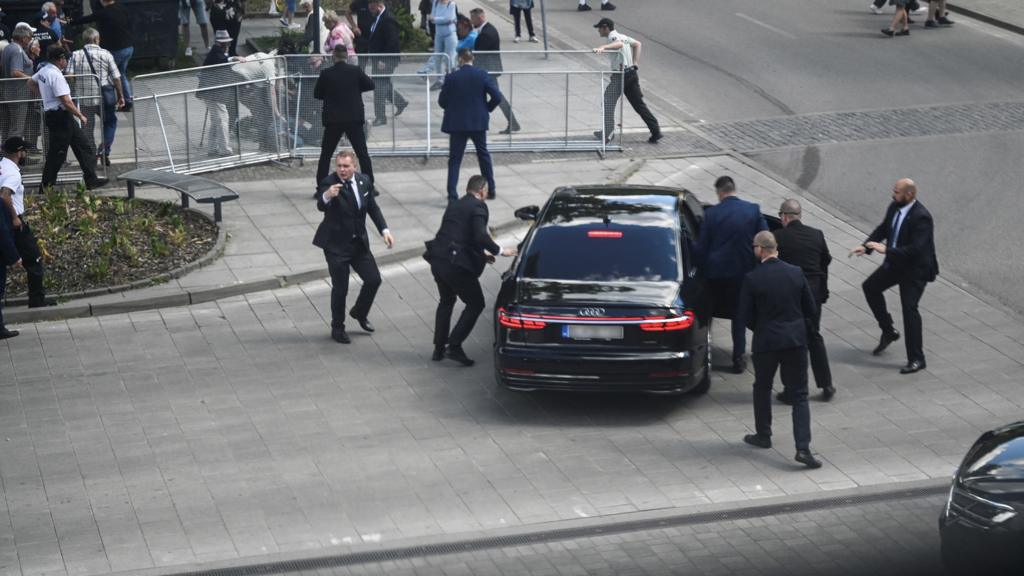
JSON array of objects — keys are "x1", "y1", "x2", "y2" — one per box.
[
  {"x1": 197, "y1": 30, "x2": 244, "y2": 157},
  {"x1": 367, "y1": 0, "x2": 408, "y2": 126},
  {"x1": 439, "y1": 49, "x2": 502, "y2": 202},
  {"x1": 509, "y1": 0, "x2": 536, "y2": 43},
  {"x1": 773, "y1": 199, "x2": 835, "y2": 402},
  {"x1": 208, "y1": 0, "x2": 245, "y2": 57},
  {"x1": 694, "y1": 176, "x2": 767, "y2": 374},
  {"x1": 421, "y1": 0, "x2": 457, "y2": 86},
  {"x1": 849, "y1": 178, "x2": 938, "y2": 374},
  {"x1": 66, "y1": 27, "x2": 124, "y2": 167},
  {"x1": 470, "y1": 7, "x2": 520, "y2": 134},
  {"x1": 322, "y1": 10, "x2": 357, "y2": 64},
  {"x1": 314, "y1": 45, "x2": 374, "y2": 189},
  {"x1": 347, "y1": 0, "x2": 374, "y2": 63},
  {"x1": 179, "y1": 0, "x2": 211, "y2": 57},
  {"x1": 0, "y1": 140, "x2": 21, "y2": 339},
  {"x1": 881, "y1": 0, "x2": 911, "y2": 36},
  {"x1": 0, "y1": 136, "x2": 51, "y2": 309},
  {"x1": 739, "y1": 230, "x2": 823, "y2": 470},
  {"x1": 69, "y1": 0, "x2": 134, "y2": 109},
  {"x1": 591, "y1": 17, "x2": 661, "y2": 144},
  {"x1": 577, "y1": 0, "x2": 615, "y2": 11},
  {"x1": 425, "y1": 174, "x2": 516, "y2": 365},
  {"x1": 313, "y1": 149, "x2": 394, "y2": 344},
  {"x1": 924, "y1": 0, "x2": 955, "y2": 28},
  {"x1": 29, "y1": 45, "x2": 108, "y2": 191}
]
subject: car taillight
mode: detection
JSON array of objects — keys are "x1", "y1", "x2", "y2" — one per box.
[
  {"x1": 639, "y1": 312, "x2": 695, "y2": 332},
  {"x1": 498, "y1": 308, "x2": 546, "y2": 330},
  {"x1": 587, "y1": 230, "x2": 623, "y2": 238}
]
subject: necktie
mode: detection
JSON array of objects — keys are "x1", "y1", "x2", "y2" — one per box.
[
  {"x1": 346, "y1": 180, "x2": 360, "y2": 210},
  {"x1": 890, "y1": 209, "x2": 903, "y2": 249}
]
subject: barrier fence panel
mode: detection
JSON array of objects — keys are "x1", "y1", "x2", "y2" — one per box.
[{"x1": 0, "y1": 74, "x2": 108, "y2": 187}]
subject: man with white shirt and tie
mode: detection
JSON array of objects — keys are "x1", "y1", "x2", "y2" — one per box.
[
  {"x1": 850, "y1": 178, "x2": 939, "y2": 374},
  {"x1": 313, "y1": 150, "x2": 395, "y2": 344}
]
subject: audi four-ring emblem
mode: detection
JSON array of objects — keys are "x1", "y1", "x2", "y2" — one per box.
[{"x1": 578, "y1": 308, "x2": 606, "y2": 317}]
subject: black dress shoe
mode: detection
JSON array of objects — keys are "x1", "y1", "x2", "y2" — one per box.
[
  {"x1": 445, "y1": 346, "x2": 475, "y2": 366},
  {"x1": 776, "y1": 391, "x2": 794, "y2": 405},
  {"x1": 743, "y1": 434, "x2": 772, "y2": 449},
  {"x1": 85, "y1": 177, "x2": 109, "y2": 190},
  {"x1": 872, "y1": 330, "x2": 900, "y2": 356},
  {"x1": 577, "y1": 3, "x2": 592, "y2": 11},
  {"x1": 499, "y1": 125, "x2": 521, "y2": 135},
  {"x1": 431, "y1": 346, "x2": 445, "y2": 361},
  {"x1": 795, "y1": 450, "x2": 823, "y2": 469},
  {"x1": 395, "y1": 100, "x2": 409, "y2": 116},
  {"x1": 372, "y1": 118, "x2": 387, "y2": 127},
  {"x1": 331, "y1": 329, "x2": 351, "y2": 344},
  {"x1": 486, "y1": 191, "x2": 496, "y2": 199},
  {"x1": 349, "y1": 311, "x2": 374, "y2": 333},
  {"x1": 899, "y1": 359, "x2": 927, "y2": 374},
  {"x1": 731, "y1": 356, "x2": 746, "y2": 374},
  {"x1": 0, "y1": 327, "x2": 19, "y2": 340},
  {"x1": 648, "y1": 132, "x2": 663, "y2": 144},
  {"x1": 821, "y1": 386, "x2": 836, "y2": 400}
]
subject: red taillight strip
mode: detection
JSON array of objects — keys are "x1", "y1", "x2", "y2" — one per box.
[
  {"x1": 498, "y1": 308, "x2": 547, "y2": 330},
  {"x1": 500, "y1": 309, "x2": 695, "y2": 329}
]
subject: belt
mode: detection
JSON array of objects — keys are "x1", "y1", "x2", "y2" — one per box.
[{"x1": 44, "y1": 108, "x2": 68, "y2": 114}]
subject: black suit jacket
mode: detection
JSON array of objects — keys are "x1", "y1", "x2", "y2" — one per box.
[
  {"x1": 426, "y1": 194, "x2": 501, "y2": 277},
  {"x1": 738, "y1": 258, "x2": 818, "y2": 354},
  {"x1": 774, "y1": 220, "x2": 831, "y2": 304},
  {"x1": 865, "y1": 201, "x2": 939, "y2": 282},
  {"x1": 312, "y1": 172, "x2": 388, "y2": 258},
  {"x1": 474, "y1": 22, "x2": 503, "y2": 75},
  {"x1": 314, "y1": 61, "x2": 375, "y2": 125},
  {"x1": 368, "y1": 9, "x2": 402, "y2": 71}
]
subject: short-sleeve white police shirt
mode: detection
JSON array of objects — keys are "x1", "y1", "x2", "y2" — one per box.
[
  {"x1": 0, "y1": 157, "x2": 25, "y2": 216},
  {"x1": 32, "y1": 62, "x2": 71, "y2": 111}
]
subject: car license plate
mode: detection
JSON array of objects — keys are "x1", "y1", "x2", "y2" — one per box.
[{"x1": 563, "y1": 324, "x2": 623, "y2": 340}]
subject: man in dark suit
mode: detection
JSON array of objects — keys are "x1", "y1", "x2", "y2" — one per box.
[
  {"x1": 314, "y1": 46, "x2": 375, "y2": 188},
  {"x1": 439, "y1": 49, "x2": 503, "y2": 202},
  {"x1": 312, "y1": 149, "x2": 395, "y2": 344},
  {"x1": 367, "y1": 0, "x2": 408, "y2": 126},
  {"x1": 694, "y1": 176, "x2": 768, "y2": 373},
  {"x1": 425, "y1": 175, "x2": 516, "y2": 365},
  {"x1": 738, "y1": 231, "x2": 822, "y2": 469},
  {"x1": 774, "y1": 199, "x2": 835, "y2": 402},
  {"x1": 850, "y1": 178, "x2": 938, "y2": 374},
  {"x1": 469, "y1": 8, "x2": 519, "y2": 134}
]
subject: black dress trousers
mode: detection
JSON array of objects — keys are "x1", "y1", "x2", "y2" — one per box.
[
  {"x1": 430, "y1": 259, "x2": 485, "y2": 349},
  {"x1": 752, "y1": 346, "x2": 812, "y2": 451}
]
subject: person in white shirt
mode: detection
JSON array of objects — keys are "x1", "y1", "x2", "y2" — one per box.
[
  {"x1": 0, "y1": 136, "x2": 50, "y2": 310},
  {"x1": 28, "y1": 45, "x2": 108, "y2": 190},
  {"x1": 591, "y1": 17, "x2": 661, "y2": 145},
  {"x1": 65, "y1": 27, "x2": 124, "y2": 165}
]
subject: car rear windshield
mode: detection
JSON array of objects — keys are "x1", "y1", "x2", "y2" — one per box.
[{"x1": 522, "y1": 224, "x2": 680, "y2": 282}]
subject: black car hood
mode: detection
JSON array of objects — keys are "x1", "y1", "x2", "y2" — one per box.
[
  {"x1": 517, "y1": 279, "x2": 680, "y2": 306},
  {"x1": 960, "y1": 421, "x2": 1024, "y2": 494}
]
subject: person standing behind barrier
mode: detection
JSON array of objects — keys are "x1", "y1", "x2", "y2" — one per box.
[
  {"x1": 440, "y1": 49, "x2": 502, "y2": 202},
  {"x1": 470, "y1": 7, "x2": 519, "y2": 134},
  {"x1": 738, "y1": 230, "x2": 823, "y2": 470},
  {"x1": 455, "y1": 14, "x2": 475, "y2": 52},
  {"x1": 208, "y1": 0, "x2": 244, "y2": 57},
  {"x1": 1, "y1": 136, "x2": 50, "y2": 309},
  {"x1": 347, "y1": 0, "x2": 374, "y2": 67},
  {"x1": 592, "y1": 17, "x2": 661, "y2": 144},
  {"x1": 179, "y1": 0, "x2": 211, "y2": 57},
  {"x1": 197, "y1": 30, "x2": 244, "y2": 157},
  {"x1": 578, "y1": 0, "x2": 615, "y2": 12},
  {"x1": 422, "y1": 0, "x2": 457, "y2": 84},
  {"x1": 367, "y1": 0, "x2": 407, "y2": 126},
  {"x1": 315, "y1": 45, "x2": 374, "y2": 190},
  {"x1": 66, "y1": 27, "x2": 123, "y2": 166},
  {"x1": 73, "y1": 0, "x2": 135, "y2": 111},
  {"x1": 425, "y1": 174, "x2": 516, "y2": 365},
  {"x1": 1, "y1": 28, "x2": 33, "y2": 143},
  {"x1": 509, "y1": 0, "x2": 536, "y2": 43},
  {"x1": 694, "y1": 175, "x2": 767, "y2": 374},
  {"x1": 300, "y1": 0, "x2": 329, "y2": 54},
  {"x1": 0, "y1": 141, "x2": 21, "y2": 339},
  {"x1": 29, "y1": 45, "x2": 108, "y2": 190},
  {"x1": 322, "y1": 10, "x2": 357, "y2": 65},
  {"x1": 773, "y1": 198, "x2": 835, "y2": 402}
]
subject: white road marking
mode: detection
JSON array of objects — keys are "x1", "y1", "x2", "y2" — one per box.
[{"x1": 735, "y1": 13, "x2": 798, "y2": 40}]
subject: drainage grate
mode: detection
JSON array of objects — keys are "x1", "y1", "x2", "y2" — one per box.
[{"x1": 170, "y1": 483, "x2": 949, "y2": 576}]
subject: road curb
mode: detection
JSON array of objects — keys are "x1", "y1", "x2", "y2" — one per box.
[{"x1": 947, "y1": 3, "x2": 1024, "y2": 36}]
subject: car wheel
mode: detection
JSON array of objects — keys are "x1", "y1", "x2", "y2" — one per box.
[{"x1": 691, "y1": 323, "x2": 712, "y2": 395}]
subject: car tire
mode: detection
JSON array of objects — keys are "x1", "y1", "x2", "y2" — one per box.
[{"x1": 691, "y1": 323, "x2": 712, "y2": 395}]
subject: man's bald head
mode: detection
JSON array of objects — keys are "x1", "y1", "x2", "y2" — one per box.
[{"x1": 892, "y1": 178, "x2": 917, "y2": 206}]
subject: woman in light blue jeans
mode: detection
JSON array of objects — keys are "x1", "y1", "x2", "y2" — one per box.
[{"x1": 421, "y1": 0, "x2": 457, "y2": 81}]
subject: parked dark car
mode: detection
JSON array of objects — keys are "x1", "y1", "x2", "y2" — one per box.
[
  {"x1": 493, "y1": 185, "x2": 712, "y2": 394},
  {"x1": 940, "y1": 420, "x2": 1024, "y2": 574}
]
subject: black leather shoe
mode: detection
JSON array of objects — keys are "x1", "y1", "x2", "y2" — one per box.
[
  {"x1": 372, "y1": 118, "x2": 387, "y2": 127},
  {"x1": 648, "y1": 132, "x2": 663, "y2": 144},
  {"x1": 431, "y1": 346, "x2": 445, "y2": 361},
  {"x1": 331, "y1": 329, "x2": 351, "y2": 344},
  {"x1": 743, "y1": 434, "x2": 772, "y2": 449},
  {"x1": 731, "y1": 356, "x2": 746, "y2": 374},
  {"x1": 85, "y1": 177, "x2": 109, "y2": 190},
  {"x1": 601, "y1": 1, "x2": 616, "y2": 10},
  {"x1": 577, "y1": 3, "x2": 591, "y2": 11},
  {"x1": 499, "y1": 125, "x2": 521, "y2": 134},
  {"x1": 0, "y1": 327, "x2": 19, "y2": 340},
  {"x1": 821, "y1": 386, "x2": 836, "y2": 400},
  {"x1": 349, "y1": 311, "x2": 374, "y2": 333},
  {"x1": 486, "y1": 191, "x2": 496, "y2": 199},
  {"x1": 445, "y1": 346, "x2": 475, "y2": 366},
  {"x1": 395, "y1": 100, "x2": 409, "y2": 116},
  {"x1": 872, "y1": 330, "x2": 900, "y2": 356},
  {"x1": 900, "y1": 359, "x2": 927, "y2": 374},
  {"x1": 776, "y1": 391, "x2": 794, "y2": 405},
  {"x1": 795, "y1": 450, "x2": 823, "y2": 469}
]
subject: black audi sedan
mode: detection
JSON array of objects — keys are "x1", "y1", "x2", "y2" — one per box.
[
  {"x1": 940, "y1": 420, "x2": 1024, "y2": 574},
  {"x1": 493, "y1": 185, "x2": 711, "y2": 394}
]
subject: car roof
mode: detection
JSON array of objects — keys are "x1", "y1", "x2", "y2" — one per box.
[{"x1": 540, "y1": 186, "x2": 683, "y2": 228}]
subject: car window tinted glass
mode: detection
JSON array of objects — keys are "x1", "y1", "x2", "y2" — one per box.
[{"x1": 523, "y1": 224, "x2": 680, "y2": 282}]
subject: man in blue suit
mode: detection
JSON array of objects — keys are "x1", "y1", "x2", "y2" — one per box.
[
  {"x1": 695, "y1": 176, "x2": 768, "y2": 374},
  {"x1": 439, "y1": 49, "x2": 504, "y2": 202}
]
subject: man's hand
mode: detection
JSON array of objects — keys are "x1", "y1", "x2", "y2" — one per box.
[
  {"x1": 501, "y1": 247, "x2": 517, "y2": 257},
  {"x1": 865, "y1": 241, "x2": 886, "y2": 254},
  {"x1": 593, "y1": 47, "x2": 605, "y2": 54},
  {"x1": 377, "y1": 61, "x2": 386, "y2": 71},
  {"x1": 324, "y1": 183, "x2": 342, "y2": 201},
  {"x1": 12, "y1": 215, "x2": 22, "y2": 230},
  {"x1": 116, "y1": 97, "x2": 125, "y2": 110},
  {"x1": 353, "y1": 26, "x2": 362, "y2": 37},
  {"x1": 849, "y1": 244, "x2": 867, "y2": 257},
  {"x1": 78, "y1": 114, "x2": 88, "y2": 127},
  {"x1": 382, "y1": 230, "x2": 395, "y2": 248},
  {"x1": 12, "y1": 259, "x2": 22, "y2": 268}
]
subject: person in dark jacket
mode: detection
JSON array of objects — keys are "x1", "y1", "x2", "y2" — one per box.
[
  {"x1": 738, "y1": 231, "x2": 822, "y2": 470},
  {"x1": 425, "y1": 174, "x2": 516, "y2": 365},
  {"x1": 314, "y1": 45, "x2": 375, "y2": 188},
  {"x1": 366, "y1": 0, "x2": 407, "y2": 125},
  {"x1": 774, "y1": 198, "x2": 835, "y2": 402},
  {"x1": 75, "y1": 0, "x2": 134, "y2": 105},
  {"x1": 850, "y1": 178, "x2": 939, "y2": 375},
  {"x1": 694, "y1": 175, "x2": 768, "y2": 373},
  {"x1": 312, "y1": 149, "x2": 394, "y2": 344},
  {"x1": 470, "y1": 7, "x2": 519, "y2": 134},
  {"x1": 439, "y1": 49, "x2": 503, "y2": 202}
]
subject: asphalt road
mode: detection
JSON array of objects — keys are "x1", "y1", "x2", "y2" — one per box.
[{"x1": 515, "y1": 0, "x2": 1024, "y2": 315}]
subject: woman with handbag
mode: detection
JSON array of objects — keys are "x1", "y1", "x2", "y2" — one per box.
[
  {"x1": 509, "y1": 0, "x2": 536, "y2": 43},
  {"x1": 65, "y1": 27, "x2": 124, "y2": 166}
]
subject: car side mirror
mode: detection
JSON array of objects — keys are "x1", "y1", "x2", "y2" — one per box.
[{"x1": 514, "y1": 205, "x2": 539, "y2": 221}]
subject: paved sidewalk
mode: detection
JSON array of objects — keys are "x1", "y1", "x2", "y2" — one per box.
[{"x1": 949, "y1": 0, "x2": 1024, "y2": 33}]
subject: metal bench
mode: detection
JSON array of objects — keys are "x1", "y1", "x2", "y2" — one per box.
[{"x1": 118, "y1": 168, "x2": 239, "y2": 223}]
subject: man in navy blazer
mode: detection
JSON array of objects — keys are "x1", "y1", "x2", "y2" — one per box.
[
  {"x1": 738, "y1": 231, "x2": 822, "y2": 469},
  {"x1": 694, "y1": 176, "x2": 768, "y2": 373},
  {"x1": 439, "y1": 49, "x2": 503, "y2": 202}
]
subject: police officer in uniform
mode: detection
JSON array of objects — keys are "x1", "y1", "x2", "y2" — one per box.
[{"x1": 0, "y1": 137, "x2": 52, "y2": 308}]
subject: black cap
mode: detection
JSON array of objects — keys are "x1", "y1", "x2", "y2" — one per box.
[
  {"x1": 594, "y1": 18, "x2": 614, "y2": 29},
  {"x1": 2, "y1": 136, "x2": 30, "y2": 154},
  {"x1": 47, "y1": 44, "x2": 68, "y2": 61}
]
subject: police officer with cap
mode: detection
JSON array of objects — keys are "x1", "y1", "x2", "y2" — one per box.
[{"x1": 1, "y1": 136, "x2": 52, "y2": 308}]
